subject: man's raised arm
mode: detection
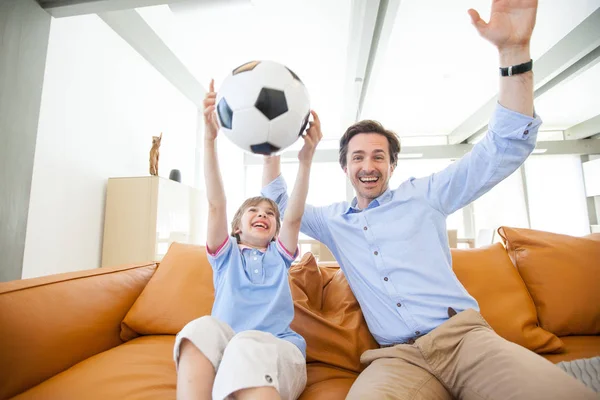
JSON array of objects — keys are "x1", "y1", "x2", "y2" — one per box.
[
  {"x1": 469, "y1": 0, "x2": 536, "y2": 116},
  {"x1": 415, "y1": 0, "x2": 540, "y2": 215}
]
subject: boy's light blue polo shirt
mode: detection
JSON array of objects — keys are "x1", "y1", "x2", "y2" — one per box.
[{"x1": 208, "y1": 236, "x2": 306, "y2": 357}]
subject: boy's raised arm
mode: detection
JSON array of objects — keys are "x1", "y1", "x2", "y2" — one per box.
[
  {"x1": 204, "y1": 80, "x2": 229, "y2": 252},
  {"x1": 278, "y1": 111, "x2": 322, "y2": 255}
]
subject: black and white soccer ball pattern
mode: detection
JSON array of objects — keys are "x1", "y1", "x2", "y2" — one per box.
[{"x1": 216, "y1": 60, "x2": 310, "y2": 155}]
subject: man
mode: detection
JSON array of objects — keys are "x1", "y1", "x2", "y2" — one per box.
[{"x1": 262, "y1": 0, "x2": 597, "y2": 399}]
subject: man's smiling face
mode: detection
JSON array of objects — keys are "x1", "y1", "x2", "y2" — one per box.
[{"x1": 344, "y1": 133, "x2": 395, "y2": 209}]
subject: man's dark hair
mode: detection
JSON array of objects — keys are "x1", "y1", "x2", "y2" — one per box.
[{"x1": 338, "y1": 120, "x2": 401, "y2": 169}]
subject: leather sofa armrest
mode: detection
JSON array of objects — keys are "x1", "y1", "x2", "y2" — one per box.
[{"x1": 0, "y1": 263, "x2": 157, "y2": 399}]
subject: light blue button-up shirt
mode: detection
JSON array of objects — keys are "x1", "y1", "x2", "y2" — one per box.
[
  {"x1": 208, "y1": 236, "x2": 306, "y2": 357},
  {"x1": 262, "y1": 103, "x2": 541, "y2": 345}
]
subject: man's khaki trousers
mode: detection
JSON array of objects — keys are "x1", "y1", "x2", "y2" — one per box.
[{"x1": 346, "y1": 309, "x2": 597, "y2": 399}]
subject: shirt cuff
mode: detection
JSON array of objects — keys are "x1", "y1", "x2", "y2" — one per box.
[
  {"x1": 276, "y1": 238, "x2": 299, "y2": 261},
  {"x1": 261, "y1": 174, "x2": 287, "y2": 198},
  {"x1": 489, "y1": 102, "x2": 542, "y2": 141},
  {"x1": 206, "y1": 237, "x2": 231, "y2": 258}
]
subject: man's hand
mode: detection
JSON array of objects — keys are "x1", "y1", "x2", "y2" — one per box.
[
  {"x1": 203, "y1": 79, "x2": 219, "y2": 141},
  {"x1": 298, "y1": 110, "x2": 323, "y2": 164},
  {"x1": 468, "y1": 0, "x2": 537, "y2": 54}
]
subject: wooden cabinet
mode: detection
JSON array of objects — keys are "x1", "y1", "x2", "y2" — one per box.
[{"x1": 101, "y1": 176, "x2": 205, "y2": 267}]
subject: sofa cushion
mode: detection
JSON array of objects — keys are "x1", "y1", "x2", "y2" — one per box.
[
  {"x1": 121, "y1": 242, "x2": 214, "y2": 341},
  {"x1": 11, "y1": 336, "x2": 176, "y2": 400},
  {"x1": 542, "y1": 336, "x2": 600, "y2": 364},
  {"x1": 300, "y1": 363, "x2": 358, "y2": 400},
  {"x1": 299, "y1": 378, "x2": 356, "y2": 400},
  {"x1": 499, "y1": 227, "x2": 600, "y2": 336},
  {"x1": 451, "y1": 243, "x2": 563, "y2": 353},
  {"x1": 288, "y1": 253, "x2": 379, "y2": 377}
]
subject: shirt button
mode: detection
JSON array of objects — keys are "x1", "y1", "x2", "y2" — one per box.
[
  {"x1": 524, "y1": 130, "x2": 529, "y2": 135},
  {"x1": 254, "y1": 269, "x2": 259, "y2": 274},
  {"x1": 384, "y1": 277, "x2": 388, "y2": 281},
  {"x1": 415, "y1": 331, "x2": 421, "y2": 336},
  {"x1": 363, "y1": 226, "x2": 368, "y2": 230},
  {"x1": 374, "y1": 251, "x2": 378, "y2": 256},
  {"x1": 253, "y1": 257, "x2": 257, "y2": 261},
  {"x1": 396, "y1": 303, "x2": 401, "y2": 307}
]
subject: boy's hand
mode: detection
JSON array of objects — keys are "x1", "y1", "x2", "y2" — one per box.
[
  {"x1": 203, "y1": 79, "x2": 219, "y2": 141},
  {"x1": 298, "y1": 110, "x2": 322, "y2": 163}
]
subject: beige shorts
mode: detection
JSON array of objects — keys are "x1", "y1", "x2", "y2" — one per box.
[{"x1": 173, "y1": 316, "x2": 307, "y2": 400}]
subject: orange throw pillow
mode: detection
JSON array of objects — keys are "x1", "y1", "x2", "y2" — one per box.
[
  {"x1": 289, "y1": 253, "x2": 378, "y2": 376},
  {"x1": 498, "y1": 227, "x2": 600, "y2": 336},
  {"x1": 121, "y1": 242, "x2": 214, "y2": 341},
  {"x1": 452, "y1": 243, "x2": 563, "y2": 353}
]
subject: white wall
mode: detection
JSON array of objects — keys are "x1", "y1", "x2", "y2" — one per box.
[{"x1": 23, "y1": 14, "x2": 196, "y2": 278}]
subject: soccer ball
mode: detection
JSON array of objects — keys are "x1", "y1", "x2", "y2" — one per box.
[{"x1": 215, "y1": 60, "x2": 310, "y2": 155}]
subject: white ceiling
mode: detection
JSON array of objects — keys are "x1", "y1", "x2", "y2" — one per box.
[
  {"x1": 137, "y1": 0, "x2": 600, "y2": 141},
  {"x1": 535, "y1": 61, "x2": 600, "y2": 130},
  {"x1": 362, "y1": 0, "x2": 600, "y2": 136}
]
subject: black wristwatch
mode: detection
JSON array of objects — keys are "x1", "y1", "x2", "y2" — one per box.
[{"x1": 499, "y1": 59, "x2": 533, "y2": 76}]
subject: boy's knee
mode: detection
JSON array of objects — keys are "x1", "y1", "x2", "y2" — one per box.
[
  {"x1": 182, "y1": 315, "x2": 221, "y2": 332},
  {"x1": 228, "y1": 331, "x2": 274, "y2": 348},
  {"x1": 223, "y1": 331, "x2": 278, "y2": 362}
]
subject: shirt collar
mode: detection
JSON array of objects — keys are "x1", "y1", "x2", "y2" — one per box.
[
  {"x1": 344, "y1": 187, "x2": 393, "y2": 214},
  {"x1": 238, "y1": 243, "x2": 267, "y2": 253}
]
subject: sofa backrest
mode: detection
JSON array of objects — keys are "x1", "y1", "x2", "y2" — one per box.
[{"x1": 0, "y1": 263, "x2": 156, "y2": 400}]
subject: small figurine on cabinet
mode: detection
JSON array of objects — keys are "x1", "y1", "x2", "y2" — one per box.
[{"x1": 149, "y1": 132, "x2": 162, "y2": 176}]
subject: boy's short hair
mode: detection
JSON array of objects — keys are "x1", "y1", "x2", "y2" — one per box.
[{"x1": 231, "y1": 196, "x2": 281, "y2": 243}]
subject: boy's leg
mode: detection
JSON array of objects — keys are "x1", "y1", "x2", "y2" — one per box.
[
  {"x1": 173, "y1": 316, "x2": 235, "y2": 400},
  {"x1": 234, "y1": 387, "x2": 280, "y2": 400},
  {"x1": 346, "y1": 345, "x2": 452, "y2": 400},
  {"x1": 214, "y1": 331, "x2": 307, "y2": 400},
  {"x1": 177, "y1": 339, "x2": 216, "y2": 400},
  {"x1": 417, "y1": 309, "x2": 597, "y2": 400}
]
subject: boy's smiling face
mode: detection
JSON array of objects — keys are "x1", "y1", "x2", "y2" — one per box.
[{"x1": 235, "y1": 200, "x2": 278, "y2": 248}]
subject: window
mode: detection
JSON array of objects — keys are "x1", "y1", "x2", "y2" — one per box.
[
  {"x1": 245, "y1": 162, "x2": 346, "y2": 205},
  {"x1": 524, "y1": 155, "x2": 590, "y2": 236},
  {"x1": 472, "y1": 167, "x2": 529, "y2": 240}
]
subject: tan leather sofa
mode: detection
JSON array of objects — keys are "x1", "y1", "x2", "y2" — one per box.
[{"x1": 1, "y1": 227, "x2": 599, "y2": 399}]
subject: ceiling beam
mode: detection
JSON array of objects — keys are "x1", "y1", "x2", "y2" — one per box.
[
  {"x1": 448, "y1": 8, "x2": 600, "y2": 145},
  {"x1": 98, "y1": 9, "x2": 205, "y2": 108},
  {"x1": 341, "y1": 0, "x2": 380, "y2": 129},
  {"x1": 565, "y1": 114, "x2": 600, "y2": 140},
  {"x1": 38, "y1": 0, "x2": 187, "y2": 18},
  {"x1": 341, "y1": 0, "x2": 401, "y2": 129},
  {"x1": 244, "y1": 139, "x2": 600, "y2": 165}
]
